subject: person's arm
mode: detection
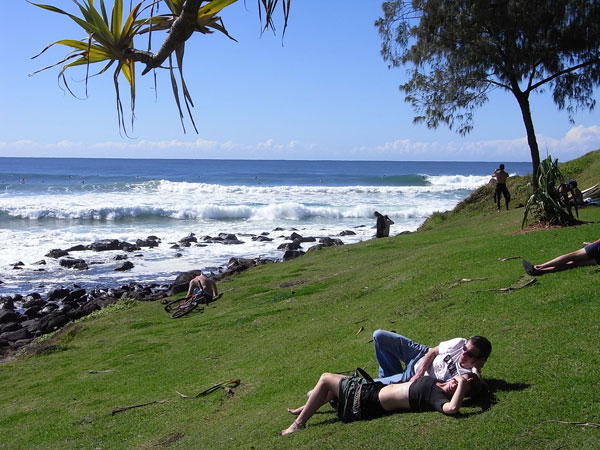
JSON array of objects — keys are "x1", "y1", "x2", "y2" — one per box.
[
  {"x1": 186, "y1": 278, "x2": 197, "y2": 297},
  {"x1": 409, "y1": 346, "x2": 439, "y2": 381},
  {"x1": 442, "y1": 376, "x2": 468, "y2": 415}
]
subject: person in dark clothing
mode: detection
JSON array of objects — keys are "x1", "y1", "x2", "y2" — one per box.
[
  {"x1": 374, "y1": 211, "x2": 386, "y2": 238},
  {"x1": 281, "y1": 371, "x2": 480, "y2": 435},
  {"x1": 491, "y1": 164, "x2": 510, "y2": 211}
]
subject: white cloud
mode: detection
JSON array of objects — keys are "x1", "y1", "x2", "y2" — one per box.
[
  {"x1": 1, "y1": 125, "x2": 598, "y2": 161},
  {"x1": 371, "y1": 125, "x2": 600, "y2": 161}
]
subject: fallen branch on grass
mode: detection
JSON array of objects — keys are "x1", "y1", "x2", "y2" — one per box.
[
  {"x1": 471, "y1": 278, "x2": 537, "y2": 293},
  {"x1": 450, "y1": 277, "x2": 488, "y2": 288},
  {"x1": 111, "y1": 400, "x2": 167, "y2": 415},
  {"x1": 498, "y1": 256, "x2": 522, "y2": 262},
  {"x1": 545, "y1": 420, "x2": 600, "y2": 428},
  {"x1": 176, "y1": 379, "x2": 241, "y2": 399}
]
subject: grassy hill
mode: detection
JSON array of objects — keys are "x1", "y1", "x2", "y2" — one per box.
[{"x1": 1, "y1": 152, "x2": 599, "y2": 449}]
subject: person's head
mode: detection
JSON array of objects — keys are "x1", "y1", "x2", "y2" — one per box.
[
  {"x1": 459, "y1": 336, "x2": 492, "y2": 369},
  {"x1": 438, "y1": 372, "x2": 483, "y2": 398},
  {"x1": 499, "y1": 164, "x2": 505, "y2": 170}
]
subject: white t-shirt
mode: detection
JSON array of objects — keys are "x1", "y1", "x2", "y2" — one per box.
[{"x1": 414, "y1": 337, "x2": 472, "y2": 381}]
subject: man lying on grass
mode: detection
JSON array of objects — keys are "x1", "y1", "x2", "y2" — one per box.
[
  {"x1": 372, "y1": 330, "x2": 492, "y2": 384},
  {"x1": 281, "y1": 371, "x2": 482, "y2": 435},
  {"x1": 523, "y1": 238, "x2": 600, "y2": 276}
]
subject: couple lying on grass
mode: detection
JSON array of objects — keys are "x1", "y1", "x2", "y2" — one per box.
[{"x1": 282, "y1": 330, "x2": 492, "y2": 435}]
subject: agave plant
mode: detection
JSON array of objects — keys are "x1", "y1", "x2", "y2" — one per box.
[
  {"x1": 30, "y1": 0, "x2": 147, "y2": 135},
  {"x1": 522, "y1": 155, "x2": 579, "y2": 228}
]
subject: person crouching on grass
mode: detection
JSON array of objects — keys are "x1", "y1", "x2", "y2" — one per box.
[{"x1": 281, "y1": 371, "x2": 482, "y2": 435}]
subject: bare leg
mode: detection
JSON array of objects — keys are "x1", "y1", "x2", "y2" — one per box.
[
  {"x1": 287, "y1": 406, "x2": 306, "y2": 415},
  {"x1": 281, "y1": 373, "x2": 343, "y2": 436},
  {"x1": 532, "y1": 248, "x2": 596, "y2": 274}
]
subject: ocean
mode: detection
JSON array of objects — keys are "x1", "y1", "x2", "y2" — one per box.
[{"x1": 0, "y1": 158, "x2": 531, "y2": 297}]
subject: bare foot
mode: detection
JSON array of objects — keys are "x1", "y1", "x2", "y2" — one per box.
[
  {"x1": 287, "y1": 406, "x2": 303, "y2": 415},
  {"x1": 281, "y1": 420, "x2": 305, "y2": 436}
]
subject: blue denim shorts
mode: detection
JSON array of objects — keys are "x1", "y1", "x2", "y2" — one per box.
[{"x1": 584, "y1": 239, "x2": 600, "y2": 264}]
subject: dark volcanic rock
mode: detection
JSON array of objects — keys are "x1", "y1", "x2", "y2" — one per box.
[
  {"x1": 0, "y1": 310, "x2": 21, "y2": 324},
  {"x1": 64, "y1": 289, "x2": 87, "y2": 303},
  {"x1": 114, "y1": 261, "x2": 134, "y2": 271},
  {"x1": 59, "y1": 258, "x2": 89, "y2": 270},
  {"x1": 278, "y1": 241, "x2": 302, "y2": 251},
  {"x1": 136, "y1": 236, "x2": 160, "y2": 248},
  {"x1": 89, "y1": 239, "x2": 121, "y2": 252},
  {"x1": 38, "y1": 312, "x2": 69, "y2": 335},
  {"x1": 0, "y1": 321, "x2": 21, "y2": 333},
  {"x1": 179, "y1": 234, "x2": 197, "y2": 246},
  {"x1": 319, "y1": 237, "x2": 344, "y2": 247},
  {"x1": 46, "y1": 249, "x2": 69, "y2": 258},
  {"x1": 47, "y1": 288, "x2": 71, "y2": 302},
  {"x1": 283, "y1": 250, "x2": 305, "y2": 261},
  {"x1": 1, "y1": 327, "x2": 32, "y2": 343},
  {"x1": 252, "y1": 235, "x2": 273, "y2": 242},
  {"x1": 67, "y1": 244, "x2": 88, "y2": 252}
]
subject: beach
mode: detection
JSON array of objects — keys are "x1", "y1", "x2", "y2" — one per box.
[{"x1": 0, "y1": 158, "x2": 531, "y2": 302}]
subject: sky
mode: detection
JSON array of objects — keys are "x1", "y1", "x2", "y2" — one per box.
[{"x1": 1, "y1": 1, "x2": 599, "y2": 163}]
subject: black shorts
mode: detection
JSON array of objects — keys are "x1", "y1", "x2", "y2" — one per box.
[{"x1": 495, "y1": 183, "x2": 510, "y2": 200}]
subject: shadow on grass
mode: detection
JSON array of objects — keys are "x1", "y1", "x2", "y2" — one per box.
[{"x1": 471, "y1": 377, "x2": 531, "y2": 412}]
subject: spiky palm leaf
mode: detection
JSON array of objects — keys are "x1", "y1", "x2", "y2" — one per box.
[
  {"x1": 31, "y1": 0, "x2": 292, "y2": 134},
  {"x1": 30, "y1": 0, "x2": 146, "y2": 135},
  {"x1": 138, "y1": 0, "x2": 240, "y2": 133}
]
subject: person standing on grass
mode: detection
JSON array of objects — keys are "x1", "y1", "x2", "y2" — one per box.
[
  {"x1": 372, "y1": 330, "x2": 491, "y2": 385},
  {"x1": 491, "y1": 164, "x2": 510, "y2": 211},
  {"x1": 523, "y1": 238, "x2": 600, "y2": 276}
]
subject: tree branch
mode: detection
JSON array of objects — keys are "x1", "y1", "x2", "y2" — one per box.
[
  {"x1": 528, "y1": 58, "x2": 600, "y2": 93},
  {"x1": 125, "y1": 0, "x2": 204, "y2": 75}
]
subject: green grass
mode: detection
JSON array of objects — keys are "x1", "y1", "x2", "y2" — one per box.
[{"x1": 1, "y1": 152, "x2": 600, "y2": 449}]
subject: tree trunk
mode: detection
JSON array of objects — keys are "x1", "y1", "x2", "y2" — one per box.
[
  {"x1": 125, "y1": 0, "x2": 205, "y2": 74},
  {"x1": 515, "y1": 91, "x2": 540, "y2": 188}
]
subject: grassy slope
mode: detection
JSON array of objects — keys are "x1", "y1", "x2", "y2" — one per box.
[{"x1": 1, "y1": 152, "x2": 600, "y2": 449}]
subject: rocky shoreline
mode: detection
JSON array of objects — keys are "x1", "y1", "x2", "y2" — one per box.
[{"x1": 0, "y1": 228, "x2": 356, "y2": 360}]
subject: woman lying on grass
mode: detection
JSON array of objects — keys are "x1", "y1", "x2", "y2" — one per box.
[{"x1": 281, "y1": 371, "x2": 481, "y2": 436}]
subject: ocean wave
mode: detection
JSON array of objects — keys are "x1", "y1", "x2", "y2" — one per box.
[
  {"x1": 424, "y1": 174, "x2": 491, "y2": 188},
  {"x1": 0, "y1": 199, "x2": 449, "y2": 223},
  {"x1": 1, "y1": 175, "x2": 491, "y2": 199},
  {"x1": 152, "y1": 178, "x2": 488, "y2": 195}
]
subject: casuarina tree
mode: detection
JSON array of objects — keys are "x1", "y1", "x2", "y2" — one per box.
[{"x1": 376, "y1": 0, "x2": 600, "y2": 186}]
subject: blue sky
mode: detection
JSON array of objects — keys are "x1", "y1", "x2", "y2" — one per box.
[{"x1": 1, "y1": 1, "x2": 599, "y2": 162}]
